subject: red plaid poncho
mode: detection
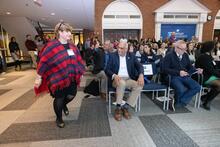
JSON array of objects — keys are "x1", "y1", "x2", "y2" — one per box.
[{"x1": 34, "y1": 40, "x2": 85, "y2": 95}]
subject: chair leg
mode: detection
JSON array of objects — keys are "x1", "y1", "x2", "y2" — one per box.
[
  {"x1": 194, "y1": 93, "x2": 198, "y2": 108},
  {"x1": 138, "y1": 94, "x2": 141, "y2": 111},
  {"x1": 166, "y1": 89, "x2": 170, "y2": 110},
  {"x1": 135, "y1": 97, "x2": 138, "y2": 112},
  {"x1": 172, "y1": 99, "x2": 175, "y2": 111},
  {"x1": 197, "y1": 88, "x2": 203, "y2": 108},
  {"x1": 108, "y1": 93, "x2": 111, "y2": 114},
  {"x1": 152, "y1": 91, "x2": 155, "y2": 100},
  {"x1": 163, "y1": 90, "x2": 166, "y2": 110}
]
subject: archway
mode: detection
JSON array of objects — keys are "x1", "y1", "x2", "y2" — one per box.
[
  {"x1": 214, "y1": 10, "x2": 220, "y2": 40},
  {"x1": 102, "y1": 0, "x2": 143, "y2": 42}
]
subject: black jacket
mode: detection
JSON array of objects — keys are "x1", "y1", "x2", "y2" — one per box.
[
  {"x1": 9, "y1": 42, "x2": 20, "y2": 53},
  {"x1": 195, "y1": 53, "x2": 220, "y2": 82},
  {"x1": 162, "y1": 51, "x2": 196, "y2": 76},
  {"x1": 92, "y1": 47, "x2": 105, "y2": 74}
]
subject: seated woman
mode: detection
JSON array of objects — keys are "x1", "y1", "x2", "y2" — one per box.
[
  {"x1": 186, "y1": 42, "x2": 196, "y2": 65},
  {"x1": 195, "y1": 41, "x2": 220, "y2": 110},
  {"x1": 157, "y1": 42, "x2": 168, "y2": 58},
  {"x1": 140, "y1": 44, "x2": 157, "y2": 64},
  {"x1": 135, "y1": 44, "x2": 144, "y2": 62}
]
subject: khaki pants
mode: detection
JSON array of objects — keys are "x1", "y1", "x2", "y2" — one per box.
[
  {"x1": 96, "y1": 70, "x2": 107, "y2": 93},
  {"x1": 28, "y1": 51, "x2": 37, "y2": 68},
  {"x1": 113, "y1": 78, "x2": 143, "y2": 107}
]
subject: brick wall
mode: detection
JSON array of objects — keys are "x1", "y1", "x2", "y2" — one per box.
[
  {"x1": 198, "y1": 0, "x2": 220, "y2": 41},
  {"x1": 95, "y1": 0, "x2": 219, "y2": 42}
]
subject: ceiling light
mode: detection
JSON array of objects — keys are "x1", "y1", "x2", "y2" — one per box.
[
  {"x1": 6, "y1": 12, "x2": 11, "y2": 15},
  {"x1": 50, "y1": 13, "x2": 55, "y2": 16},
  {"x1": 33, "y1": 0, "x2": 42, "y2": 7}
]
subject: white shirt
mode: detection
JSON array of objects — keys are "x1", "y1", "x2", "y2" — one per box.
[
  {"x1": 118, "y1": 55, "x2": 129, "y2": 78},
  {"x1": 176, "y1": 52, "x2": 182, "y2": 60}
]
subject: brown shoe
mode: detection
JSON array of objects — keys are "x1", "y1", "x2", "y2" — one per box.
[
  {"x1": 122, "y1": 108, "x2": 131, "y2": 119},
  {"x1": 114, "y1": 108, "x2": 122, "y2": 121}
]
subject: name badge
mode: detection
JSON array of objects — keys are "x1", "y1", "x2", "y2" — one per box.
[{"x1": 67, "y1": 49, "x2": 75, "y2": 56}]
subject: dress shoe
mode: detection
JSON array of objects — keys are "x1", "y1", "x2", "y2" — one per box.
[
  {"x1": 63, "y1": 105, "x2": 69, "y2": 116},
  {"x1": 121, "y1": 108, "x2": 131, "y2": 119},
  {"x1": 202, "y1": 101, "x2": 211, "y2": 111},
  {"x1": 114, "y1": 108, "x2": 122, "y2": 121},
  {"x1": 56, "y1": 118, "x2": 65, "y2": 128}
]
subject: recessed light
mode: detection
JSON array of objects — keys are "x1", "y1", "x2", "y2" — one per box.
[
  {"x1": 6, "y1": 12, "x2": 11, "y2": 15},
  {"x1": 50, "y1": 13, "x2": 55, "y2": 16}
]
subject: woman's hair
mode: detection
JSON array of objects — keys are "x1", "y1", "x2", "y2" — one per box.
[
  {"x1": 54, "y1": 22, "x2": 73, "y2": 38},
  {"x1": 186, "y1": 42, "x2": 194, "y2": 54},
  {"x1": 10, "y1": 37, "x2": 15, "y2": 42},
  {"x1": 200, "y1": 41, "x2": 215, "y2": 53}
]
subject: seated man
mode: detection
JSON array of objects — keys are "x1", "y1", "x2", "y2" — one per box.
[
  {"x1": 163, "y1": 40, "x2": 202, "y2": 107},
  {"x1": 105, "y1": 41, "x2": 144, "y2": 121}
]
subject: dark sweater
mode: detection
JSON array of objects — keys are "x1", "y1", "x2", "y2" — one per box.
[
  {"x1": 25, "y1": 40, "x2": 37, "y2": 51},
  {"x1": 195, "y1": 53, "x2": 220, "y2": 82},
  {"x1": 9, "y1": 42, "x2": 20, "y2": 53},
  {"x1": 92, "y1": 47, "x2": 105, "y2": 74}
]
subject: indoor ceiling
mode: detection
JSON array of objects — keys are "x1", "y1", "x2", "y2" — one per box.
[{"x1": 0, "y1": 0, "x2": 95, "y2": 30}]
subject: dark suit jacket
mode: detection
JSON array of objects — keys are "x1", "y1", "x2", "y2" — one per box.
[
  {"x1": 105, "y1": 52, "x2": 143, "y2": 84},
  {"x1": 162, "y1": 50, "x2": 196, "y2": 76}
]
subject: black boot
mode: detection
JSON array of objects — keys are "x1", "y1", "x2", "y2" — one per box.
[
  {"x1": 63, "y1": 105, "x2": 69, "y2": 116},
  {"x1": 202, "y1": 101, "x2": 211, "y2": 110},
  {"x1": 202, "y1": 88, "x2": 219, "y2": 110},
  {"x1": 56, "y1": 118, "x2": 65, "y2": 128}
]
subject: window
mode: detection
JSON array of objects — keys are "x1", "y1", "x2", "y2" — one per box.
[
  {"x1": 175, "y1": 15, "x2": 187, "y2": 19},
  {"x1": 164, "y1": 15, "x2": 174, "y2": 18},
  {"x1": 130, "y1": 15, "x2": 140, "y2": 19},
  {"x1": 116, "y1": 15, "x2": 129, "y2": 19},
  {"x1": 104, "y1": 15, "x2": 115, "y2": 18},
  {"x1": 188, "y1": 15, "x2": 198, "y2": 19}
]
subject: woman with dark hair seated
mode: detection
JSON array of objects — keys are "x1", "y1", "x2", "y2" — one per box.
[
  {"x1": 195, "y1": 41, "x2": 220, "y2": 110},
  {"x1": 140, "y1": 44, "x2": 157, "y2": 64}
]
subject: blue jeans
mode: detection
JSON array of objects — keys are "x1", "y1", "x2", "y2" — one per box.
[{"x1": 171, "y1": 76, "x2": 201, "y2": 105}]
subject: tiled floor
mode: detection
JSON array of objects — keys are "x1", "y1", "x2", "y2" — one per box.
[{"x1": 0, "y1": 67, "x2": 220, "y2": 147}]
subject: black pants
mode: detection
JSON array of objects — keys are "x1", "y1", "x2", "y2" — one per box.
[
  {"x1": 15, "y1": 60, "x2": 21, "y2": 69},
  {"x1": 51, "y1": 82, "x2": 77, "y2": 120},
  {"x1": 203, "y1": 80, "x2": 220, "y2": 103}
]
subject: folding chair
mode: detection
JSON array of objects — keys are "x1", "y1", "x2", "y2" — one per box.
[
  {"x1": 141, "y1": 63, "x2": 169, "y2": 110},
  {"x1": 108, "y1": 86, "x2": 140, "y2": 114}
]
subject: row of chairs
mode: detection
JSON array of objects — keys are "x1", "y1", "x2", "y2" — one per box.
[{"x1": 106, "y1": 63, "x2": 206, "y2": 114}]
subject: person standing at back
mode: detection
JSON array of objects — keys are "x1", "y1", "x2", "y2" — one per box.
[
  {"x1": 25, "y1": 34, "x2": 37, "y2": 68},
  {"x1": 9, "y1": 37, "x2": 22, "y2": 70}
]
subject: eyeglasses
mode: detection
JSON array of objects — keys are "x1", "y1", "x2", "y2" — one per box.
[
  {"x1": 118, "y1": 47, "x2": 125, "y2": 49},
  {"x1": 177, "y1": 46, "x2": 186, "y2": 51}
]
